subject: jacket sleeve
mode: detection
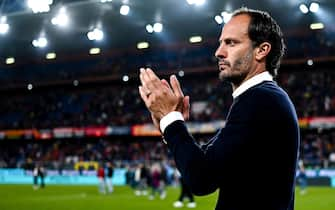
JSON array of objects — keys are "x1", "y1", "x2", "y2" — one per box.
[{"x1": 163, "y1": 114, "x2": 250, "y2": 195}]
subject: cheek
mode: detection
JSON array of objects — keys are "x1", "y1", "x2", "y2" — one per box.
[{"x1": 234, "y1": 52, "x2": 252, "y2": 69}]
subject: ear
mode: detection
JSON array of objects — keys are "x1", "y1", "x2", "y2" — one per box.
[{"x1": 255, "y1": 42, "x2": 271, "y2": 61}]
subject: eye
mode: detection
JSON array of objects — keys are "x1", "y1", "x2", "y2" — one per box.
[{"x1": 226, "y1": 39, "x2": 235, "y2": 46}]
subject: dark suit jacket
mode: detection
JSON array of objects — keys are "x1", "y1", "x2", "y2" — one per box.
[{"x1": 164, "y1": 81, "x2": 300, "y2": 210}]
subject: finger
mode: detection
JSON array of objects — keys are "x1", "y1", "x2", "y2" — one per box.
[
  {"x1": 141, "y1": 84, "x2": 151, "y2": 95},
  {"x1": 139, "y1": 69, "x2": 152, "y2": 96},
  {"x1": 140, "y1": 68, "x2": 156, "y2": 90},
  {"x1": 170, "y1": 75, "x2": 184, "y2": 98},
  {"x1": 138, "y1": 86, "x2": 150, "y2": 106},
  {"x1": 143, "y1": 68, "x2": 161, "y2": 90},
  {"x1": 161, "y1": 79, "x2": 170, "y2": 89},
  {"x1": 183, "y1": 96, "x2": 190, "y2": 120},
  {"x1": 139, "y1": 68, "x2": 147, "y2": 87},
  {"x1": 146, "y1": 68, "x2": 160, "y2": 81}
]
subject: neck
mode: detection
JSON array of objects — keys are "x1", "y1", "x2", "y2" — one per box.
[{"x1": 232, "y1": 64, "x2": 266, "y2": 91}]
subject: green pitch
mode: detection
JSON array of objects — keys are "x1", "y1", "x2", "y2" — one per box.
[{"x1": 0, "y1": 185, "x2": 334, "y2": 210}]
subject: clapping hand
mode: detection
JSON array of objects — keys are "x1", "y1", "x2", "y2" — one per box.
[{"x1": 138, "y1": 68, "x2": 190, "y2": 131}]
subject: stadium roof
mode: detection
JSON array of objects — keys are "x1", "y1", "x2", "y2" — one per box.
[{"x1": 0, "y1": 0, "x2": 334, "y2": 60}]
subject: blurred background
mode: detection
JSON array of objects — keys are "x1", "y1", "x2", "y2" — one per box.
[{"x1": 0, "y1": 0, "x2": 335, "y2": 209}]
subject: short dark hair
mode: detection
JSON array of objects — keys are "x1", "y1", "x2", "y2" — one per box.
[{"x1": 232, "y1": 7, "x2": 286, "y2": 77}]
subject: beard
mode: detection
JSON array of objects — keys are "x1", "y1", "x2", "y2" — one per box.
[{"x1": 218, "y1": 50, "x2": 253, "y2": 86}]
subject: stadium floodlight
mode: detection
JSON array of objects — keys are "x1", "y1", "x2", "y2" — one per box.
[
  {"x1": 299, "y1": 4, "x2": 309, "y2": 14},
  {"x1": 186, "y1": 0, "x2": 205, "y2": 6},
  {"x1": 46, "y1": 52, "x2": 56, "y2": 60},
  {"x1": 0, "y1": 23, "x2": 9, "y2": 34},
  {"x1": 178, "y1": 70, "x2": 185, "y2": 77},
  {"x1": 310, "y1": 22, "x2": 324, "y2": 30},
  {"x1": 186, "y1": 0, "x2": 194, "y2": 5},
  {"x1": 1, "y1": 16, "x2": 6, "y2": 22},
  {"x1": 27, "y1": 84, "x2": 33, "y2": 90},
  {"x1": 309, "y1": 2, "x2": 319, "y2": 13},
  {"x1": 73, "y1": 80, "x2": 79, "y2": 86},
  {"x1": 122, "y1": 75, "x2": 129, "y2": 82},
  {"x1": 27, "y1": 0, "x2": 53, "y2": 13},
  {"x1": 0, "y1": 16, "x2": 9, "y2": 34},
  {"x1": 120, "y1": 5, "x2": 130, "y2": 16},
  {"x1": 214, "y1": 15, "x2": 223, "y2": 24},
  {"x1": 189, "y1": 36, "x2": 202, "y2": 43},
  {"x1": 137, "y1": 42, "x2": 149, "y2": 49},
  {"x1": 153, "y1": 23, "x2": 163, "y2": 33},
  {"x1": 221, "y1": 11, "x2": 232, "y2": 23},
  {"x1": 89, "y1": 47, "x2": 101, "y2": 55},
  {"x1": 87, "y1": 28, "x2": 104, "y2": 41},
  {"x1": 51, "y1": 8, "x2": 69, "y2": 27},
  {"x1": 146, "y1": 24, "x2": 154, "y2": 33},
  {"x1": 32, "y1": 37, "x2": 48, "y2": 48},
  {"x1": 307, "y1": 59, "x2": 314, "y2": 66},
  {"x1": 5, "y1": 57, "x2": 15, "y2": 65}
]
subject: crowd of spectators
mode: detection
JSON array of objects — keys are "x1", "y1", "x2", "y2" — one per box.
[
  {"x1": 1, "y1": 130, "x2": 335, "y2": 170},
  {"x1": 0, "y1": 139, "x2": 171, "y2": 169},
  {"x1": 0, "y1": 69, "x2": 334, "y2": 129},
  {"x1": 301, "y1": 131, "x2": 335, "y2": 168},
  {"x1": 278, "y1": 70, "x2": 335, "y2": 117}
]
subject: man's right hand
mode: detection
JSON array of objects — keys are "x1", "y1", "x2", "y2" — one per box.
[
  {"x1": 162, "y1": 77, "x2": 190, "y2": 121},
  {"x1": 138, "y1": 68, "x2": 190, "y2": 132},
  {"x1": 150, "y1": 76, "x2": 190, "y2": 132}
]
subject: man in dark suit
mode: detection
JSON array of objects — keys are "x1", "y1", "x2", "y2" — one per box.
[{"x1": 139, "y1": 7, "x2": 299, "y2": 210}]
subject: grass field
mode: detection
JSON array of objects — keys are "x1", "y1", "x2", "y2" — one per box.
[{"x1": 0, "y1": 185, "x2": 334, "y2": 210}]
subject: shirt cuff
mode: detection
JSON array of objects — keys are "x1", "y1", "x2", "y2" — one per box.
[{"x1": 160, "y1": 111, "x2": 185, "y2": 133}]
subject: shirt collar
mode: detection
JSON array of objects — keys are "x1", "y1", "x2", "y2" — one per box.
[{"x1": 232, "y1": 71, "x2": 273, "y2": 99}]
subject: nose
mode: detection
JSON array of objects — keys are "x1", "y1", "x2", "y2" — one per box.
[{"x1": 215, "y1": 44, "x2": 227, "y2": 60}]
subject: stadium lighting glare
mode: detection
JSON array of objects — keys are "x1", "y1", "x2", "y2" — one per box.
[
  {"x1": 186, "y1": 0, "x2": 206, "y2": 6},
  {"x1": 137, "y1": 42, "x2": 149, "y2": 49},
  {"x1": 307, "y1": 59, "x2": 314, "y2": 66},
  {"x1": 146, "y1": 24, "x2": 154, "y2": 33},
  {"x1": 189, "y1": 36, "x2": 202, "y2": 43},
  {"x1": 153, "y1": 23, "x2": 163, "y2": 33},
  {"x1": 120, "y1": 5, "x2": 130, "y2": 15},
  {"x1": 87, "y1": 28, "x2": 104, "y2": 41},
  {"x1": 46, "y1": 52, "x2": 56, "y2": 60},
  {"x1": 100, "y1": 0, "x2": 113, "y2": 2},
  {"x1": 89, "y1": 47, "x2": 101, "y2": 55},
  {"x1": 0, "y1": 16, "x2": 9, "y2": 34},
  {"x1": 32, "y1": 37, "x2": 48, "y2": 48},
  {"x1": 299, "y1": 4, "x2": 309, "y2": 14},
  {"x1": 0, "y1": 23, "x2": 9, "y2": 34},
  {"x1": 27, "y1": 0, "x2": 53, "y2": 13},
  {"x1": 122, "y1": 75, "x2": 129, "y2": 82},
  {"x1": 221, "y1": 11, "x2": 232, "y2": 23},
  {"x1": 309, "y1": 2, "x2": 319, "y2": 13},
  {"x1": 310, "y1": 22, "x2": 324, "y2": 30},
  {"x1": 214, "y1": 15, "x2": 223, "y2": 24},
  {"x1": 5, "y1": 57, "x2": 15, "y2": 65},
  {"x1": 146, "y1": 23, "x2": 162, "y2": 33},
  {"x1": 27, "y1": 84, "x2": 33, "y2": 90},
  {"x1": 51, "y1": 9, "x2": 69, "y2": 27},
  {"x1": 1, "y1": 16, "x2": 6, "y2": 22},
  {"x1": 73, "y1": 80, "x2": 79, "y2": 86}
]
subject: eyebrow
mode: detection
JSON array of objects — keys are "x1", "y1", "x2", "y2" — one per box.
[{"x1": 219, "y1": 38, "x2": 238, "y2": 44}]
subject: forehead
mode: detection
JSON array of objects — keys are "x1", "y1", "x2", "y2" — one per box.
[{"x1": 220, "y1": 14, "x2": 250, "y2": 39}]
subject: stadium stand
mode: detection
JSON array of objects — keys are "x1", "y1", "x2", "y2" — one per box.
[{"x1": 0, "y1": 22, "x2": 334, "y2": 176}]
